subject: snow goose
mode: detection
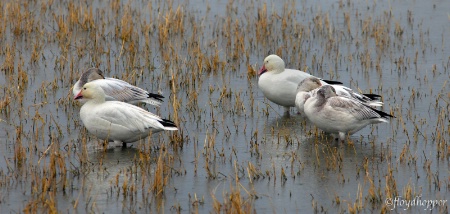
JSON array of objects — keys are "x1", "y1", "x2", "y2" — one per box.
[
  {"x1": 303, "y1": 85, "x2": 394, "y2": 142},
  {"x1": 75, "y1": 82, "x2": 177, "y2": 147},
  {"x1": 73, "y1": 68, "x2": 164, "y2": 106},
  {"x1": 295, "y1": 77, "x2": 383, "y2": 115},
  {"x1": 295, "y1": 77, "x2": 323, "y2": 115},
  {"x1": 258, "y1": 55, "x2": 381, "y2": 114}
]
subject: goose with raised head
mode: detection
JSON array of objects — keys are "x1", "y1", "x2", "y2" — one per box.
[
  {"x1": 258, "y1": 55, "x2": 381, "y2": 115},
  {"x1": 75, "y1": 82, "x2": 177, "y2": 147}
]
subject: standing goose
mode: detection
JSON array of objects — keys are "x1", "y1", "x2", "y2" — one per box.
[
  {"x1": 258, "y1": 55, "x2": 381, "y2": 114},
  {"x1": 73, "y1": 68, "x2": 164, "y2": 106},
  {"x1": 303, "y1": 85, "x2": 393, "y2": 142},
  {"x1": 75, "y1": 82, "x2": 177, "y2": 147}
]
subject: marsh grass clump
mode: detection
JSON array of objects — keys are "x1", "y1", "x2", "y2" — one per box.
[
  {"x1": 118, "y1": 5, "x2": 134, "y2": 42},
  {"x1": 384, "y1": 164, "x2": 398, "y2": 199},
  {"x1": 14, "y1": 126, "x2": 26, "y2": 167},
  {"x1": 211, "y1": 177, "x2": 256, "y2": 213},
  {"x1": 366, "y1": 174, "x2": 382, "y2": 204},
  {"x1": 22, "y1": 139, "x2": 69, "y2": 214},
  {"x1": 151, "y1": 146, "x2": 172, "y2": 196},
  {"x1": 0, "y1": 1, "x2": 5, "y2": 37},
  {"x1": 2, "y1": 43, "x2": 16, "y2": 72},
  {"x1": 211, "y1": 185, "x2": 255, "y2": 214},
  {"x1": 0, "y1": 96, "x2": 11, "y2": 114},
  {"x1": 6, "y1": 2, "x2": 35, "y2": 37},
  {"x1": 157, "y1": 6, "x2": 185, "y2": 49},
  {"x1": 54, "y1": 12, "x2": 70, "y2": 44}
]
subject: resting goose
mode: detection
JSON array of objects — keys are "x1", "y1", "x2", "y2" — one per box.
[
  {"x1": 303, "y1": 85, "x2": 393, "y2": 142},
  {"x1": 73, "y1": 68, "x2": 163, "y2": 106},
  {"x1": 295, "y1": 77, "x2": 383, "y2": 115}
]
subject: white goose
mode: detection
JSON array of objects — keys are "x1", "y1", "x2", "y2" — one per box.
[
  {"x1": 258, "y1": 55, "x2": 381, "y2": 114},
  {"x1": 73, "y1": 68, "x2": 163, "y2": 106},
  {"x1": 295, "y1": 77, "x2": 383, "y2": 115},
  {"x1": 75, "y1": 82, "x2": 177, "y2": 147},
  {"x1": 303, "y1": 85, "x2": 394, "y2": 142}
]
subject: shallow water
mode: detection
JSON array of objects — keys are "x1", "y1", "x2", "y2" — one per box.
[{"x1": 0, "y1": 0, "x2": 449, "y2": 213}]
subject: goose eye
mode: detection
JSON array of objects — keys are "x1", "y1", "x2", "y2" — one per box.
[{"x1": 83, "y1": 87, "x2": 86, "y2": 90}]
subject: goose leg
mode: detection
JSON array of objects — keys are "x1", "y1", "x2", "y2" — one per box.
[
  {"x1": 338, "y1": 132, "x2": 346, "y2": 143},
  {"x1": 113, "y1": 140, "x2": 125, "y2": 147}
]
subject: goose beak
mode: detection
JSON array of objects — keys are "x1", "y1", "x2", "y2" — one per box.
[
  {"x1": 74, "y1": 91, "x2": 83, "y2": 100},
  {"x1": 258, "y1": 65, "x2": 267, "y2": 75}
]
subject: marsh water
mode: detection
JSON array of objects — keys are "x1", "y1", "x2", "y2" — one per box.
[{"x1": 0, "y1": 0, "x2": 448, "y2": 213}]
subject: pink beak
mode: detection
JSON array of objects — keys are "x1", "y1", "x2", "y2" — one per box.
[
  {"x1": 74, "y1": 90, "x2": 83, "y2": 100},
  {"x1": 258, "y1": 65, "x2": 267, "y2": 75}
]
